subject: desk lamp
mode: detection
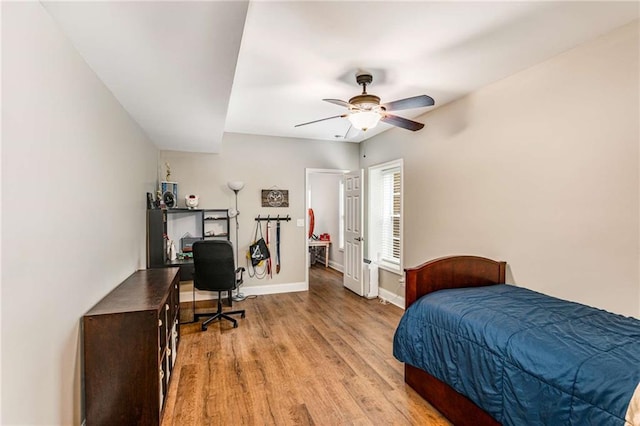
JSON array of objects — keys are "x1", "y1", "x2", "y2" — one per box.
[{"x1": 227, "y1": 180, "x2": 246, "y2": 301}]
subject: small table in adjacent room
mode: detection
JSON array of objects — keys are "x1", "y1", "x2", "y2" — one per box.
[{"x1": 309, "y1": 240, "x2": 331, "y2": 268}]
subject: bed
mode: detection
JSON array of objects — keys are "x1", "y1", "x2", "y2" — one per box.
[{"x1": 393, "y1": 255, "x2": 640, "y2": 426}]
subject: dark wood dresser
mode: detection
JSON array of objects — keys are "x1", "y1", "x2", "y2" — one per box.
[{"x1": 83, "y1": 268, "x2": 180, "y2": 426}]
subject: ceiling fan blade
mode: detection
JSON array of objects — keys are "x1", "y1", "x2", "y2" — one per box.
[
  {"x1": 382, "y1": 95, "x2": 434, "y2": 111},
  {"x1": 380, "y1": 114, "x2": 425, "y2": 131},
  {"x1": 294, "y1": 114, "x2": 346, "y2": 128},
  {"x1": 323, "y1": 99, "x2": 352, "y2": 109}
]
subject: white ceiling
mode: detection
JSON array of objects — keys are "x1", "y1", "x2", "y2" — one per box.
[{"x1": 44, "y1": 1, "x2": 638, "y2": 153}]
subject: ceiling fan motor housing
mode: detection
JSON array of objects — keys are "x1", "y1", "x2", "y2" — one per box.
[
  {"x1": 348, "y1": 94, "x2": 381, "y2": 111},
  {"x1": 351, "y1": 72, "x2": 383, "y2": 111}
]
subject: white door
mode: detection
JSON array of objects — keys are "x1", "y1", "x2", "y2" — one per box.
[{"x1": 343, "y1": 170, "x2": 364, "y2": 295}]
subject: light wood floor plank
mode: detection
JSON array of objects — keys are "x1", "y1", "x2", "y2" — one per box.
[{"x1": 161, "y1": 265, "x2": 450, "y2": 426}]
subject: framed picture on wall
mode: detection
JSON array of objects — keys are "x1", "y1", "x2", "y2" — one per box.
[{"x1": 261, "y1": 189, "x2": 289, "y2": 207}]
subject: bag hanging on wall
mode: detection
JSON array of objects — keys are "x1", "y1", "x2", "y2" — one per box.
[{"x1": 249, "y1": 220, "x2": 270, "y2": 267}]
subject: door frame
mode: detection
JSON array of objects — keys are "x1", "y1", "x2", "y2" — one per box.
[{"x1": 304, "y1": 168, "x2": 349, "y2": 290}]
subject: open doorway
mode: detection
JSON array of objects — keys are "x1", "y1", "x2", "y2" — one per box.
[{"x1": 305, "y1": 168, "x2": 347, "y2": 288}]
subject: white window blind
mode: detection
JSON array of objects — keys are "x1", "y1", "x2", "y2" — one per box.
[{"x1": 381, "y1": 167, "x2": 401, "y2": 264}]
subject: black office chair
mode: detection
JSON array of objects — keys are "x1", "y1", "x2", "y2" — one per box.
[{"x1": 192, "y1": 240, "x2": 246, "y2": 330}]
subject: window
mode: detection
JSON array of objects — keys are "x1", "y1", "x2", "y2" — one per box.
[
  {"x1": 368, "y1": 159, "x2": 403, "y2": 273},
  {"x1": 338, "y1": 178, "x2": 345, "y2": 250}
]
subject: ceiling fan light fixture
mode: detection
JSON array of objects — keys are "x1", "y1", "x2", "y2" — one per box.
[
  {"x1": 348, "y1": 110, "x2": 381, "y2": 131},
  {"x1": 295, "y1": 72, "x2": 430, "y2": 132}
]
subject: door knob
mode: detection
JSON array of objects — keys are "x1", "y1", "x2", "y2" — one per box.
[{"x1": 354, "y1": 237, "x2": 364, "y2": 242}]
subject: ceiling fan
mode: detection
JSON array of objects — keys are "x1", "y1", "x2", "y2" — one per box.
[{"x1": 295, "y1": 71, "x2": 434, "y2": 134}]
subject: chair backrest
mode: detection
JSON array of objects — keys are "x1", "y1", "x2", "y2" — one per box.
[{"x1": 192, "y1": 240, "x2": 237, "y2": 291}]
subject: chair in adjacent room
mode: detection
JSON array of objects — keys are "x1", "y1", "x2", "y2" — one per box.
[{"x1": 192, "y1": 240, "x2": 246, "y2": 330}]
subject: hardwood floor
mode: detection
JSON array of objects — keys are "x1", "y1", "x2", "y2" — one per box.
[{"x1": 161, "y1": 265, "x2": 450, "y2": 425}]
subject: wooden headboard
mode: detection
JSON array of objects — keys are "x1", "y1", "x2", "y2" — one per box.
[{"x1": 404, "y1": 255, "x2": 506, "y2": 308}]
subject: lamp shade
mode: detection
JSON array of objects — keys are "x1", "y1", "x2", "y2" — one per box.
[
  {"x1": 348, "y1": 111, "x2": 382, "y2": 131},
  {"x1": 227, "y1": 181, "x2": 245, "y2": 192}
]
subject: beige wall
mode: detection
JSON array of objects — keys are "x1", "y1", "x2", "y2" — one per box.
[
  {"x1": 1, "y1": 2, "x2": 158, "y2": 424},
  {"x1": 362, "y1": 21, "x2": 640, "y2": 318},
  {"x1": 160, "y1": 133, "x2": 358, "y2": 292}
]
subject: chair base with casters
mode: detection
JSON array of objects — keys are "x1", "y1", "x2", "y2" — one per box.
[{"x1": 198, "y1": 290, "x2": 246, "y2": 330}]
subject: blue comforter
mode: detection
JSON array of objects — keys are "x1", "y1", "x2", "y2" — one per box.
[{"x1": 393, "y1": 284, "x2": 640, "y2": 425}]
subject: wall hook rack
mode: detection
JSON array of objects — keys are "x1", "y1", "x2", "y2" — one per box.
[{"x1": 255, "y1": 214, "x2": 291, "y2": 222}]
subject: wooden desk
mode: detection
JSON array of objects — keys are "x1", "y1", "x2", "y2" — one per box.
[
  {"x1": 167, "y1": 258, "x2": 194, "y2": 281},
  {"x1": 309, "y1": 240, "x2": 331, "y2": 268}
]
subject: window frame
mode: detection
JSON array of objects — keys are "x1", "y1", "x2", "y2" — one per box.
[{"x1": 368, "y1": 159, "x2": 404, "y2": 274}]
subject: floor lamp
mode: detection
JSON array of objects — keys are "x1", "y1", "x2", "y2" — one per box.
[{"x1": 228, "y1": 180, "x2": 247, "y2": 302}]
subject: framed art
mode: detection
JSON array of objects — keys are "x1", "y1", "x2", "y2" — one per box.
[{"x1": 261, "y1": 189, "x2": 289, "y2": 207}]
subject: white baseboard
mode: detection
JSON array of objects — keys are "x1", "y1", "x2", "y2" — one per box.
[
  {"x1": 328, "y1": 260, "x2": 343, "y2": 272},
  {"x1": 181, "y1": 279, "x2": 403, "y2": 310},
  {"x1": 378, "y1": 287, "x2": 405, "y2": 309},
  {"x1": 180, "y1": 281, "x2": 308, "y2": 302},
  {"x1": 241, "y1": 281, "x2": 308, "y2": 296}
]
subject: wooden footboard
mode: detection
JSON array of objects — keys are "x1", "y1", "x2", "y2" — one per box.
[{"x1": 403, "y1": 255, "x2": 506, "y2": 425}]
